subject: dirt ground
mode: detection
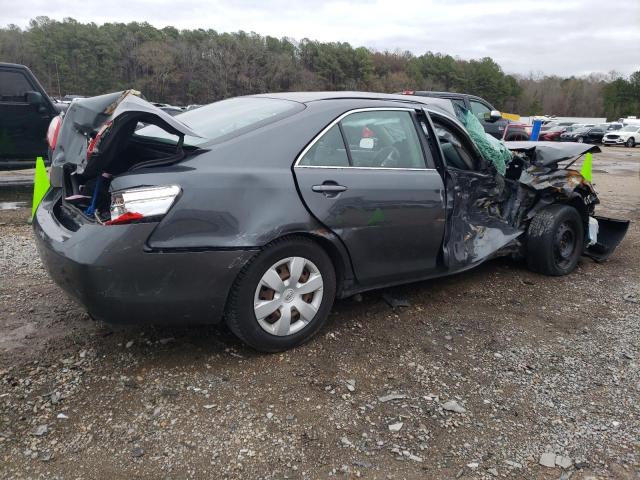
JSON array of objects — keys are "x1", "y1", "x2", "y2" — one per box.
[{"x1": 1, "y1": 147, "x2": 639, "y2": 479}]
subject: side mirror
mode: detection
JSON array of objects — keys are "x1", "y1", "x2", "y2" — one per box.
[
  {"x1": 484, "y1": 110, "x2": 502, "y2": 123},
  {"x1": 26, "y1": 91, "x2": 47, "y2": 113},
  {"x1": 26, "y1": 91, "x2": 44, "y2": 105}
]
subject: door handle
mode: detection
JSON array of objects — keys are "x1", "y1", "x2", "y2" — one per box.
[
  {"x1": 312, "y1": 182, "x2": 347, "y2": 198},
  {"x1": 312, "y1": 184, "x2": 347, "y2": 193}
]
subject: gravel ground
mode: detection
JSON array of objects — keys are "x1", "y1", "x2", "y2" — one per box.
[{"x1": 1, "y1": 147, "x2": 639, "y2": 479}]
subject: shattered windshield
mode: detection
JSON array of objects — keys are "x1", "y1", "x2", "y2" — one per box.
[{"x1": 136, "y1": 97, "x2": 304, "y2": 146}]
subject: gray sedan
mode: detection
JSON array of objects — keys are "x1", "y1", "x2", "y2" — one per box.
[{"x1": 34, "y1": 91, "x2": 628, "y2": 351}]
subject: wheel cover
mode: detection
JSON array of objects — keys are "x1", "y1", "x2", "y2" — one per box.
[
  {"x1": 553, "y1": 221, "x2": 576, "y2": 268},
  {"x1": 253, "y1": 256, "x2": 324, "y2": 336}
]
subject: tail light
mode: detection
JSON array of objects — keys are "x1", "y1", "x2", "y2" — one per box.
[
  {"x1": 47, "y1": 114, "x2": 63, "y2": 150},
  {"x1": 106, "y1": 185, "x2": 181, "y2": 225}
]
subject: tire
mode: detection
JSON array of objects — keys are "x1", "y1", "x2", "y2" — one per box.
[
  {"x1": 526, "y1": 204, "x2": 584, "y2": 276},
  {"x1": 576, "y1": 136, "x2": 584, "y2": 143},
  {"x1": 225, "y1": 236, "x2": 336, "y2": 352},
  {"x1": 625, "y1": 137, "x2": 635, "y2": 148}
]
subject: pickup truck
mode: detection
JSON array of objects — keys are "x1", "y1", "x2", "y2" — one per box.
[
  {"x1": 401, "y1": 91, "x2": 530, "y2": 141},
  {"x1": 0, "y1": 63, "x2": 67, "y2": 169}
]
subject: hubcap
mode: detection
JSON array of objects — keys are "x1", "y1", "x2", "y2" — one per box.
[{"x1": 253, "y1": 256, "x2": 324, "y2": 336}]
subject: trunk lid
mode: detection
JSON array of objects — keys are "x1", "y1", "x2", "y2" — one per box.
[{"x1": 49, "y1": 90, "x2": 202, "y2": 187}]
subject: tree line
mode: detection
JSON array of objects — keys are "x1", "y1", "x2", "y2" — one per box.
[{"x1": 1, "y1": 17, "x2": 638, "y2": 119}]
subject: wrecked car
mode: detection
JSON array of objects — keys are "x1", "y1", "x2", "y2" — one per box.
[{"x1": 33, "y1": 91, "x2": 629, "y2": 352}]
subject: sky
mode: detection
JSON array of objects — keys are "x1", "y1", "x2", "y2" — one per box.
[{"x1": 1, "y1": 0, "x2": 639, "y2": 77}]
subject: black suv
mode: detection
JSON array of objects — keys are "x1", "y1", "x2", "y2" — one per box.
[
  {"x1": 401, "y1": 91, "x2": 529, "y2": 141},
  {"x1": 0, "y1": 63, "x2": 66, "y2": 169}
]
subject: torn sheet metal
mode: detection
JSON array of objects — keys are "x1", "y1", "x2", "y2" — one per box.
[
  {"x1": 49, "y1": 90, "x2": 202, "y2": 186},
  {"x1": 584, "y1": 216, "x2": 630, "y2": 262},
  {"x1": 442, "y1": 131, "x2": 626, "y2": 270},
  {"x1": 518, "y1": 166, "x2": 591, "y2": 195},
  {"x1": 444, "y1": 168, "x2": 525, "y2": 269},
  {"x1": 505, "y1": 141, "x2": 600, "y2": 167}
]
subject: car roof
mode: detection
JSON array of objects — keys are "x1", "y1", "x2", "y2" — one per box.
[
  {"x1": 251, "y1": 91, "x2": 451, "y2": 107},
  {"x1": 0, "y1": 62, "x2": 32, "y2": 71},
  {"x1": 405, "y1": 90, "x2": 488, "y2": 102}
]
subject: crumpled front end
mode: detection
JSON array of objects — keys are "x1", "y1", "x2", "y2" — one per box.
[{"x1": 505, "y1": 143, "x2": 629, "y2": 262}]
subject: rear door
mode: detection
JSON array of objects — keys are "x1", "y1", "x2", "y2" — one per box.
[
  {"x1": 0, "y1": 67, "x2": 54, "y2": 162},
  {"x1": 294, "y1": 108, "x2": 446, "y2": 287}
]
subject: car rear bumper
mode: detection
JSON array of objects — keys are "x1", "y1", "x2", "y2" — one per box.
[{"x1": 32, "y1": 189, "x2": 256, "y2": 325}]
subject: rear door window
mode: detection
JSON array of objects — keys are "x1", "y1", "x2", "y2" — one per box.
[
  {"x1": 0, "y1": 70, "x2": 33, "y2": 102},
  {"x1": 298, "y1": 125, "x2": 349, "y2": 167},
  {"x1": 340, "y1": 110, "x2": 426, "y2": 169}
]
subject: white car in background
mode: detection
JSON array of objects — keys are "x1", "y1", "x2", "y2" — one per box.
[{"x1": 602, "y1": 124, "x2": 640, "y2": 147}]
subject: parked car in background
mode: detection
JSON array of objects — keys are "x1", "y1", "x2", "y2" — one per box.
[
  {"x1": 540, "y1": 121, "x2": 575, "y2": 132},
  {"x1": 35, "y1": 90, "x2": 628, "y2": 352},
  {"x1": 0, "y1": 63, "x2": 67, "y2": 169},
  {"x1": 539, "y1": 125, "x2": 566, "y2": 141},
  {"x1": 602, "y1": 124, "x2": 640, "y2": 147},
  {"x1": 565, "y1": 124, "x2": 593, "y2": 132},
  {"x1": 561, "y1": 126, "x2": 590, "y2": 142},
  {"x1": 561, "y1": 123, "x2": 620, "y2": 144},
  {"x1": 559, "y1": 124, "x2": 594, "y2": 141},
  {"x1": 400, "y1": 91, "x2": 530, "y2": 140}
]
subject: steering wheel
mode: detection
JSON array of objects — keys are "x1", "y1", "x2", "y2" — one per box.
[{"x1": 374, "y1": 146, "x2": 401, "y2": 167}]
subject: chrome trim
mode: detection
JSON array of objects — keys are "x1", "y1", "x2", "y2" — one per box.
[
  {"x1": 295, "y1": 165, "x2": 436, "y2": 171},
  {"x1": 293, "y1": 107, "x2": 432, "y2": 170}
]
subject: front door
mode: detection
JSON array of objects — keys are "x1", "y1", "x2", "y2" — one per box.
[
  {"x1": 294, "y1": 108, "x2": 446, "y2": 286},
  {"x1": 427, "y1": 112, "x2": 523, "y2": 271}
]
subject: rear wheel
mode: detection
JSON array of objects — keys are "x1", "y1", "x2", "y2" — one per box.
[
  {"x1": 526, "y1": 204, "x2": 584, "y2": 276},
  {"x1": 225, "y1": 237, "x2": 336, "y2": 352},
  {"x1": 626, "y1": 137, "x2": 635, "y2": 148}
]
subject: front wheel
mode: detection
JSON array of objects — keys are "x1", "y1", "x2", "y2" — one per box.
[
  {"x1": 626, "y1": 137, "x2": 635, "y2": 148},
  {"x1": 526, "y1": 205, "x2": 584, "y2": 276},
  {"x1": 225, "y1": 237, "x2": 336, "y2": 352},
  {"x1": 576, "y1": 136, "x2": 584, "y2": 143}
]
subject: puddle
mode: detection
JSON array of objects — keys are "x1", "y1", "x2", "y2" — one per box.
[{"x1": 0, "y1": 185, "x2": 32, "y2": 211}]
